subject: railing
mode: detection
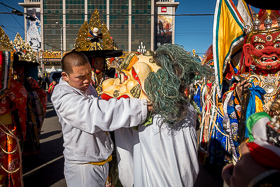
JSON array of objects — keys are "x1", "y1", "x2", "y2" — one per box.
[
  {"x1": 156, "y1": 0, "x2": 174, "y2": 2},
  {"x1": 24, "y1": 0, "x2": 41, "y2": 2}
]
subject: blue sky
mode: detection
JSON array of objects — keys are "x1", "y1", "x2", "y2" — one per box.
[
  {"x1": 0, "y1": 0, "x2": 25, "y2": 40},
  {"x1": 174, "y1": 0, "x2": 216, "y2": 55},
  {"x1": 0, "y1": 0, "x2": 259, "y2": 56}
]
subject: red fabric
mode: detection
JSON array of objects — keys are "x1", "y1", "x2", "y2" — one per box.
[
  {"x1": 101, "y1": 94, "x2": 130, "y2": 101},
  {"x1": 8, "y1": 78, "x2": 28, "y2": 140},
  {"x1": 27, "y1": 77, "x2": 47, "y2": 113},
  {"x1": 0, "y1": 77, "x2": 27, "y2": 187},
  {"x1": 48, "y1": 82, "x2": 56, "y2": 95},
  {"x1": 247, "y1": 142, "x2": 280, "y2": 169},
  {"x1": 203, "y1": 45, "x2": 213, "y2": 64},
  {"x1": 132, "y1": 67, "x2": 141, "y2": 86}
]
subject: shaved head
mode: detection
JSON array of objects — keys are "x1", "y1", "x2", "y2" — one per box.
[{"x1": 61, "y1": 51, "x2": 90, "y2": 74}]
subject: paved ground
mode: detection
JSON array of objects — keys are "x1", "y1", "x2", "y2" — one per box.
[
  {"x1": 23, "y1": 100, "x2": 67, "y2": 187},
  {"x1": 22, "y1": 99, "x2": 223, "y2": 187}
]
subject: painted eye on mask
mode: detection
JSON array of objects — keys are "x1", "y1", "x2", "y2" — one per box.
[
  {"x1": 255, "y1": 44, "x2": 264, "y2": 50},
  {"x1": 274, "y1": 43, "x2": 280, "y2": 49}
]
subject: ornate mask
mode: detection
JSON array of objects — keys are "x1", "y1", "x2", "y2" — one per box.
[
  {"x1": 243, "y1": 10, "x2": 280, "y2": 73},
  {"x1": 101, "y1": 52, "x2": 160, "y2": 100}
]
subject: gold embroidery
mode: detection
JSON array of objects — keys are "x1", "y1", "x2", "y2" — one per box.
[
  {"x1": 254, "y1": 36, "x2": 265, "y2": 43},
  {"x1": 113, "y1": 90, "x2": 120, "y2": 98},
  {"x1": 130, "y1": 84, "x2": 141, "y2": 98}
]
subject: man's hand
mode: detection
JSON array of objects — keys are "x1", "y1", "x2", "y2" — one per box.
[
  {"x1": 222, "y1": 143, "x2": 268, "y2": 187},
  {"x1": 147, "y1": 100, "x2": 153, "y2": 112},
  {"x1": 236, "y1": 80, "x2": 251, "y2": 100}
]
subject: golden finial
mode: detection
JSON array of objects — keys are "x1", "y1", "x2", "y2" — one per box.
[
  {"x1": 192, "y1": 49, "x2": 196, "y2": 57},
  {"x1": 267, "y1": 10, "x2": 272, "y2": 16},
  {"x1": 0, "y1": 26, "x2": 13, "y2": 52},
  {"x1": 89, "y1": 9, "x2": 102, "y2": 30},
  {"x1": 265, "y1": 11, "x2": 273, "y2": 29}
]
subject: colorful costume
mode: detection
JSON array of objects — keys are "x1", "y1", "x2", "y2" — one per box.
[
  {"x1": 12, "y1": 33, "x2": 47, "y2": 155},
  {"x1": 244, "y1": 111, "x2": 280, "y2": 186},
  {"x1": 0, "y1": 27, "x2": 27, "y2": 187},
  {"x1": 0, "y1": 78, "x2": 27, "y2": 187},
  {"x1": 198, "y1": 1, "x2": 280, "y2": 165}
]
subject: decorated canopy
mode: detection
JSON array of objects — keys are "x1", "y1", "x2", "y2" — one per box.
[{"x1": 74, "y1": 9, "x2": 122, "y2": 59}]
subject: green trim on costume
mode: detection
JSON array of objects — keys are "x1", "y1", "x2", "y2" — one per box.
[
  {"x1": 246, "y1": 112, "x2": 271, "y2": 142},
  {"x1": 144, "y1": 112, "x2": 153, "y2": 127}
]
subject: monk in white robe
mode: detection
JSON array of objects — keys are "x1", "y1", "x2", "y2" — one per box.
[
  {"x1": 51, "y1": 51, "x2": 148, "y2": 187},
  {"x1": 115, "y1": 103, "x2": 199, "y2": 187}
]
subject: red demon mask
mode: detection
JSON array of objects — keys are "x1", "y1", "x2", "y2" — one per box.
[{"x1": 243, "y1": 10, "x2": 280, "y2": 74}]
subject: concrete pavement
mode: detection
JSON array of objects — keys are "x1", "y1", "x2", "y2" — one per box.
[{"x1": 23, "y1": 101, "x2": 67, "y2": 187}]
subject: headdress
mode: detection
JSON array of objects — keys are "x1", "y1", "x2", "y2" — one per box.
[
  {"x1": 74, "y1": 9, "x2": 117, "y2": 52},
  {"x1": 245, "y1": 10, "x2": 280, "y2": 43},
  {"x1": 242, "y1": 10, "x2": 280, "y2": 72},
  {"x1": 73, "y1": 9, "x2": 122, "y2": 71},
  {"x1": 13, "y1": 33, "x2": 37, "y2": 63}
]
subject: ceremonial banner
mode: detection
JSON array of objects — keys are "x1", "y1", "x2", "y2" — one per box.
[
  {"x1": 26, "y1": 7, "x2": 41, "y2": 51},
  {"x1": 213, "y1": 0, "x2": 245, "y2": 95},
  {"x1": 237, "y1": 0, "x2": 253, "y2": 26}
]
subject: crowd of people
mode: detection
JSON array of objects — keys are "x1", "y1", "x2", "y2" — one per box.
[
  {"x1": 1, "y1": 0, "x2": 280, "y2": 187},
  {"x1": 38, "y1": 73, "x2": 50, "y2": 90}
]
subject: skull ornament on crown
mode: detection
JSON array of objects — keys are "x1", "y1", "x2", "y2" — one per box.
[{"x1": 243, "y1": 10, "x2": 280, "y2": 74}]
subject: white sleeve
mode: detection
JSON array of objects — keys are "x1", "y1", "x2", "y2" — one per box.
[{"x1": 51, "y1": 86, "x2": 147, "y2": 134}]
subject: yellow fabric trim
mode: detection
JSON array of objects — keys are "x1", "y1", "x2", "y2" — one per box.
[
  {"x1": 255, "y1": 96, "x2": 263, "y2": 113},
  {"x1": 0, "y1": 113, "x2": 12, "y2": 125},
  {"x1": 216, "y1": 0, "x2": 244, "y2": 86},
  {"x1": 86, "y1": 155, "x2": 112, "y2": 166}
]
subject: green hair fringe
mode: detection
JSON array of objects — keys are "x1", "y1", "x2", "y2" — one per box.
[{"x1": 144, "y1": 44, "x2": 212, "y2": 127}]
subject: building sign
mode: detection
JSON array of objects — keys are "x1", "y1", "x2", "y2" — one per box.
[
  {"x1": 161, "y1": 7, "x2": 167, "y2": 13},
  {"x1": 26, "y1": 7, "x2": 41, "y2": 51},
  {"x1": 43, "y1": 61, "x2": 61, "y2": 65},
  {"x1": 156, "y1": 7, "x2": 173, "y2": 49}
]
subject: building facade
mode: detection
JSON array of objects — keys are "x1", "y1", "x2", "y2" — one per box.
[{"x1": 19, "y1": 0, "x2": 179, "y2": 69}]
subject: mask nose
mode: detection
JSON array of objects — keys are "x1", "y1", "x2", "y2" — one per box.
[{"x1": 83, "y1": 77, "x2": 90, "y2": 84}]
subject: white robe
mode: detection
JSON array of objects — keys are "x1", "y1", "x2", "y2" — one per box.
[
  {"x1": 115, "y1": 103, "x2": 199, "y2": 187},
  {"x1": 51, "y1": 78, "x2": 148, "y2": 187}
]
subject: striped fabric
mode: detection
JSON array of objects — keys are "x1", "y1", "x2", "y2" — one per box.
[
  {"x1": 213, "y1": 0, "x2": 245, "y2": 95},
  {"x1": 237, "y1": 0, "x2": 254, "y2": 26}
]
